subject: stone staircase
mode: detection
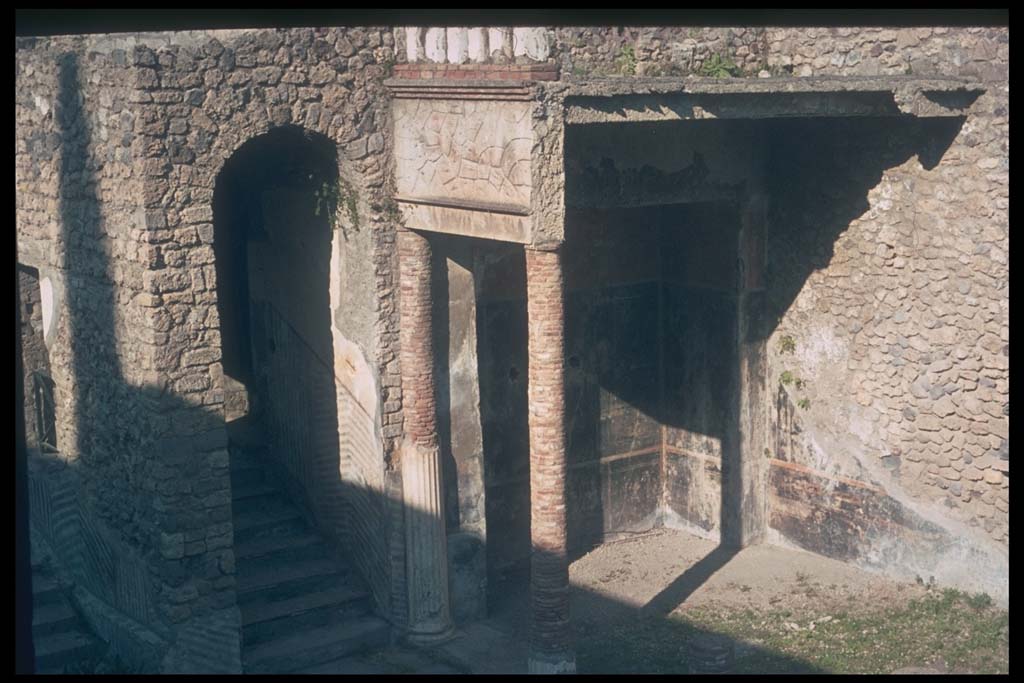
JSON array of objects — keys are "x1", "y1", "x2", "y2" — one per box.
[
  {"x1": 30, "y1": 560, "x2": 106, "y2": 674},
  {"x1": 229, "y1": 427, "x2": 390, "y2": 674}
]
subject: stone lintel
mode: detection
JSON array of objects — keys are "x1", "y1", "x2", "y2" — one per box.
[
  {"x1": 398, "y1": 200, "x2": 531, "y2": 244},
  {"x1": 560, "y1": 76, "x2": 984, "y2": 124}
]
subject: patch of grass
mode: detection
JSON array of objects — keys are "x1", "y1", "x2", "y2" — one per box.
[
  {"x1": 778, "y1": 335, "x2": 796, "y2": 354},
  {"x1": 575, "y1": 581, "x2": 1007, "y2": 674},
  {"x1": 779, "y1": 370, "x2": 795, "y2": 386},
  {"x1": 679, "y1": 590, "x2": 1008, "y2": 675},
  {"x1": 797, "y1": 398, "x2": 811, "y2": 410},
  {"x1": 966, "y1": 592, "x2": 994, "y2": 610}
]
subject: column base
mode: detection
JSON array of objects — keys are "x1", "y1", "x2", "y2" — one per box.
[
  {"x1": 528, "y1": 651, "x2": 576, "y2": 674},
  {"x1": 405, "y1": 625, "x2": 457, "y2": 647}
]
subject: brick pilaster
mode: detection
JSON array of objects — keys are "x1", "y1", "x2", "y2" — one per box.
[{"x1": 525, "y1": 246, "x2": 575, "y2": 674}]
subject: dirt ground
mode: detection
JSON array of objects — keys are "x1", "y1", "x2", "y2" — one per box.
[
  {"x1": 570, "y1": 527, "x2": 930, "y2": 617},
  {"x1": 443, "y1": 527, "x2": 1007, "y2": 675}
]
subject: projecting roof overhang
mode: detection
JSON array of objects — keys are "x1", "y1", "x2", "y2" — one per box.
[{"x1": 554, "y1": 76, "x2": 984, "y2": 124}]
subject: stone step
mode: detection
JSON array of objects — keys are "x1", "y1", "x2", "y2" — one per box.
[
  {"x1": 243, "y1": 616, "x2": 390, "y2": 674},
  {"x1": 297, "y1": 650, "x2": 462, "y2": 675},
  {"x1": 35, "y1": 666, "x2": 66, "y2": 675},
  {"x1": 31, "y1": 553, "x2": 49, "y2": 571},
  {"x1": 237, "y1": 557, "x2": 345, "y2": 597},
  {"x1": 241, "y1": 585, "x2": 374, "y2": 647},
  {"x1": 235, "y1": 531, "x2": 325, "y2": 562},
  {"x1": 34, "y1": 631, "x2": 104, "y2": 673},
  {"x1": 240, "y1": 570, "x2": 361, "y2": 618},
  {"x1": 232, "y1": 501, "x2": 306, "y2": 544},
  {"x1": 32, "y1": 602, "x2": 79, "y2": 637},
  {"x1": 31, "y1": 575, "x2": 64, "y2": 608}
]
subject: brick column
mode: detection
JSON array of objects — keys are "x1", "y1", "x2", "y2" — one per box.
[
  {"x1": 525, "y1": 246, "x2": 576, "y2": 674},
  {"x1": 398, "y1": 227, "x2": 454, "y2": 643}
]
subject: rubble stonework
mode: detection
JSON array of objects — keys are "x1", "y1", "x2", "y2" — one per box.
[
  {"x1": 16, "y1": 23, "x2": 1009, "y2": 672},
  {"x1": 17, "y1": 27, "x2": 404, "y2": 671},
  {"x1": 554, "y1": 26, "x2": 1007, "y2": 82}
]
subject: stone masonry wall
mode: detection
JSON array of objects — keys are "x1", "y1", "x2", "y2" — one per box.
[
  {"x1": 125, "y1": 24, "x2": 404, "y2": 634},
  {"x1": 17, "y1": 25, "x2": 408, "y2": 668},
  {"x1": 763, "y1": 113, "x2": 1008, "y2": 593},
  {"x1": 17, "y1": 30, "x2": 171, "y2": 658},
  {"x1": 555, "y1": 26, "x2": 1006, "y2": 81}
]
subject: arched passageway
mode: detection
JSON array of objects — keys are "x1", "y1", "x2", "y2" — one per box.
[{"x1": 212, "y1": 127, "x2": 389, "y2": 673}]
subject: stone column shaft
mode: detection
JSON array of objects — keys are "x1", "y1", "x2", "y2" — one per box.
[
  {"x1": 398, "y1": 227, "x2": 453, "y2": 642},
  {"x1": 525, "y1": 247, "x2": 575, "y2": 674}
]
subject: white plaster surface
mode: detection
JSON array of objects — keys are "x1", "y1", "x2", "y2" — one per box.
[
  {"x1": 40, "y1": 276, "x2": 55, "y2": 343},
  {"x1": 424, "y1": 28, "x2": 447, "y2": 63},
  {"x1": 487, "y1": 28, "x2": 511, "y2": 59},
  {"x1": 446, "y1": 27, "x2": 469, "y2": 64},
  {"x1": 512, "y1": 27, "x2": 550, "y2": 61},
  {"x1": 405, "y1": 27, "x2": 424, "y2": 62},
  {"x1": 467, "y1": 28, "x2": 488, "y2": 63}
]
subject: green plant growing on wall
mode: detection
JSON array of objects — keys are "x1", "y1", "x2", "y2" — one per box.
[
  {"x1": 615, "y1": 45, "x2": 638, "y2": 76},
  {"x1": 794, "y1": 378, "x2": 807, "y2": 390},
  {"x1": 314, "y1": 178, "x2": 338, "y2": 222},
  {"x1": 778, "y1": 335, "x2": 796, "y2": 354},
  {"x1": 797, "y1": 398, "x2": 811, "y2": 410},
  {"x1": 314, "y1": 176, "x2": 360, "y2": 235},
  {"x1": 698, "y1": 52, "x2": 741, "y2": 78},
  {"x1": 779, "y1": 370, "x2": 795, "y2": 386}
]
